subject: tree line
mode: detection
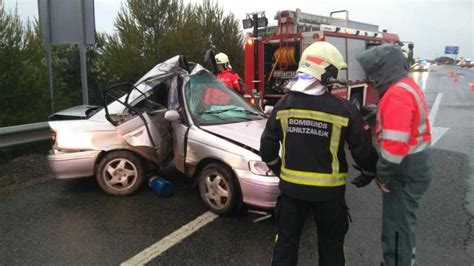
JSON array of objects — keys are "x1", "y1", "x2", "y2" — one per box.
[{"x1": 0, "y1": 0, "x2": 244, "y2": 127}]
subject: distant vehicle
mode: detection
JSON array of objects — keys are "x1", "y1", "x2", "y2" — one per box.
[
  {"x1": 411, "y1": 59, "x2": 430, "y2": 72},
  {"x1": 457, "y1": 59, "x2": 473, "y2": 68},
  {"x1": 48, "y1": 56, "x2": 279, "y2": 215}
]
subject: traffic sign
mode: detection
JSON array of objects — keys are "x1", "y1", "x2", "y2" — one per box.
[
  {"x1": 38, "y1": 0, "x2": 96, "y2": 106},
  {"x1": 445, "y1": 46, "x2": 459, "y2": 55}
]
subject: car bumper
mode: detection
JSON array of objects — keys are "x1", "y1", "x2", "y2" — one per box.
[
  {"x1": 234, "y1": 169, "x2": 280, "y2": 209},
  {"x1": 48, "y1": 150, "x2": 101, "y2": 179}
]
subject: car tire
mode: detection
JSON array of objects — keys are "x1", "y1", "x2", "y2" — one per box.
[
  {"x1": 96, "y1": 151, "x2": 145, "y2": 196},
  {"x1": 198, "y1": 163, "x2": 240, "y2": 215},
  {"x1": 350, "y1": 92, "x2": 362, "y2": 110}
]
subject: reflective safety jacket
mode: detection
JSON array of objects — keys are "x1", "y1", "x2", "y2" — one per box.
[
  {"x1": 260, "y1": 91, "x2": 378, "y2": 201},
  {"x1": 216, "y1": 69, "x2": 241, "y2": 93},
  {"x1": 375, "y1": 77, "x2": 431, "y2": 178},
  {"x1": 204, "y1": 87, "x2": 230, "y2": 105}
]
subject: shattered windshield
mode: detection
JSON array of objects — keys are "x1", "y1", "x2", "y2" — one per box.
[{"x1": 185, "y1": 71, "x2": 264, "y2": 125}]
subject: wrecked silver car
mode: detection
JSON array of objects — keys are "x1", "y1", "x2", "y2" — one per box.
[{"x1": 48, "y1": 56, "x2": 279, "y2": 214}]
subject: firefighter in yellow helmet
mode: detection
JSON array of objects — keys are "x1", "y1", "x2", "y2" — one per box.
[
  {"x1": 214, "y1": 52, "x2": 242, "y2": 93},
  {"x1": 260, "y1": 42, "x2": 379, "y2": 266}
]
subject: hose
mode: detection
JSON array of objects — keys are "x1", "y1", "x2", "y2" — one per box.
[
  {"x1": 274, "y1": 46, "x2": 297, "y2": 67},
  {"x1": 268, "y1": 46, "x2": 297, "y2": 83}
]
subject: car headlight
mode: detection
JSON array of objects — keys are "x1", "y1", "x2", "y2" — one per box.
[{"x1": 249, "y1": 160, "x2": 275, "y2": 176}]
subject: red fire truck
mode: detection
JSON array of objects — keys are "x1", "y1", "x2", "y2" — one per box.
[{"x1": 243, "y1": 9, "x2": 402, "y2": 110}]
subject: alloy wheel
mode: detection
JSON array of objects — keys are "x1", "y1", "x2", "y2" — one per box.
[{"x1": 102, "y1": 158, "x2": 138, "y2": 191}]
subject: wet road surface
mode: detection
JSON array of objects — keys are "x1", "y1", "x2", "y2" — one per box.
[{"x1": 0, "y1": 65, "x2": 473, "y2": 265}]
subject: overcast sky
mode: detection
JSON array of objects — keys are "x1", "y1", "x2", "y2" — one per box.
[{"x1": 5, "y1": 0, "x2": 474, "y2": 59}]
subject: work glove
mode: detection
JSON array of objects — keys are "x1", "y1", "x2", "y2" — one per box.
[
  {"x1": 351, "y1": 164, "x2": 376, "y2": 188},
  {"x1": 266, "y1": 158, "x2": 281, "y2": 177},
  {"x1": 351, "y1": 174, "x2": 374, "y2": 187},
  {"x1": 269, "y1": 161, "x2": 281, "y2": 177}
]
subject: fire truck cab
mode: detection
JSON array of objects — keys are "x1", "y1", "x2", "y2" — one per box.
[{"x1": 244, "y1": 9, "x2": 402, "y2": 110}]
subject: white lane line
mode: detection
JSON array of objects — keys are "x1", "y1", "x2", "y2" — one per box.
[
  {"x1": 431, "y1": 126, "x2": 449, "y2": 146},
  {"x1": 429, "y1": 93, "x2": 443, "y2": 125},
  {"x1": 429, "y1": 93, "x2": 449, "y2": 146},
  {"x1": 121, "y1": 211, "x2": 218, "y2": 266}
]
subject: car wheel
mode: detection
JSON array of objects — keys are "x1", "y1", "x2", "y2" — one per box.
[
  {"x1": 96, "y1": 151, "x2": 144, "y2": 196},
  {"x1": 198, "y1": 163, "x2": 240, "y2": 215},
  {"x1": 350, "y1": 92, "x2": 362, "y2": 110}
]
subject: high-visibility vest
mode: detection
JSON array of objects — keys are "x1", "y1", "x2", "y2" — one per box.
[
  {"x1": 375, "y1": 77, "x2": 431, "y2": 164},
  {"x1": 275, "y1": 109, "x2": 350, "y2": 187},
  {"x1": 260, "y1": 90, "x2": 378, "y2": 201},
  {"x1": 204, "y1": 87, "x2": 230, "y2": 105},
  {"x1": 216, "y1": 69, "x2": 241, "y2": 93}
]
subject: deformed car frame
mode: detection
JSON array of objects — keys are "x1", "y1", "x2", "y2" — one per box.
[{"x1": 48, "y1": 56, "x2": 280, "y2": 214}]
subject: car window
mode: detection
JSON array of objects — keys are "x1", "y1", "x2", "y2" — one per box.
[
  {"x1": 133, "y1": 79, "x2": 171, "y2": 112},
  {"x1": 185, "y1": 71, "x2": 264, "y2": 125}
]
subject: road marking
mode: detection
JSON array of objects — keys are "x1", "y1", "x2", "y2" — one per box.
[
  {"x1": 431, "y1": 126, "x2": 449, "y2": 146},
  {"x1": 429, "y1": 93, "x2": 449, "y2": 146},
  {"x1": 121, "y1": 211, "x2": 218, "y2": 266},
  {"x1": 429, "y1": 93, "x2": 443, "y2": 125}
]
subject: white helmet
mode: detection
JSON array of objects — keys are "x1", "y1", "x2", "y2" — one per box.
[
  {"x1": 297, "y1": 42, "x2": 347, "y2": 83},
  {"x1": 215, "y1": 52, "x2": 230, "y2": 67}
]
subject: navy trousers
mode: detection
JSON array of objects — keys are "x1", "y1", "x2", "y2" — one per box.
[{"x1": 272, "y1": 194, "x2": 349, "y2": 266}]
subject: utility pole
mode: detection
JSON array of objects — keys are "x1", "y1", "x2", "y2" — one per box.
[{"x1": 79, "y1": 0, "x2": 89, "y2": 105}]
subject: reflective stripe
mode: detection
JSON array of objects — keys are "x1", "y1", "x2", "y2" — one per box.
[
  {"x1": 330, "y1": 125, "x2": 342, "y2": 173},
  {"x1": 276, "y1": 109, "x2": 348, "y2": 187},
  {"x1": 281, "y1": 167, "x2": 347, "y2": 187},
  {"x1": 409, "y1": 140, "x2": 431, "y2": 153},
  {"x1": 381, "y1": 129, "x2": 410, "y2": 142},
  {"x1": 411, "y1": 247, "x2": 416, "y2": 266},
  {"x1": 280, "y1": 118, "x2": 289, "y2": 167},
  {"x1": 396, "y1": 82, "x2": 428, "y2": 136},
  {"x1": 380, "y1": 148, "x2": 404, "y2": 164},
  {"x1": 375, "y1": 106, "x2": 382, "y2": 145},
  {"x1": 276, "y1": 109, "x2": 349, "y2": 126},
  {"x1": 266, "y1": 157, "x2": 280, "y2": 166},
  {"x1": 376, "y1": 82, "x2": 430, "y2": 159}
]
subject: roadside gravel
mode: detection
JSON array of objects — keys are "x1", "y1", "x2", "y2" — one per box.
[{"x1": 0, "y1": 154, "x2": 51, "y2": 188}]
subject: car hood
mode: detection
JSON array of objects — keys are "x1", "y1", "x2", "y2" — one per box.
[{"x1": 201, "y1": 119, "x2": 268, "y2": 151}]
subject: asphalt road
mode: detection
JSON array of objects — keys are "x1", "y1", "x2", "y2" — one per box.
[{"x1": 0, "y1": 65, "x2": 473, "y2": 265}]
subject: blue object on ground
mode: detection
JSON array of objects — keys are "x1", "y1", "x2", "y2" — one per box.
[{"x1": 149, "y1": 176, "x2": 173, "y2": 197}]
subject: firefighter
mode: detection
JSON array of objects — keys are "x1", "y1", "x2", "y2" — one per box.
[
  {"x1": 260, "y1": 41, "x2": 379, "y2": 266},
  {"x1": 356, "y1": 44, "x2": 432, "y2": 266},
  {"x1": 215, "y1": 52, "x2": 242, "y2": 93}
]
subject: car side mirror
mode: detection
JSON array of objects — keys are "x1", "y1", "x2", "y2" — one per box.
[
  {"x1": 164, "y1": 110, "x2": 181, "y2": 122},
  {"x1": 264, "y1": 105, "x2": 274, "y2": 115}
]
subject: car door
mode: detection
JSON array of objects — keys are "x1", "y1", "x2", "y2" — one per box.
[
  {"x1": 104, "y1": 80, "x2": 172, "y2": 166},
  {"x1": 168, "y1": 75, "x2": 189, "y2": 174}
]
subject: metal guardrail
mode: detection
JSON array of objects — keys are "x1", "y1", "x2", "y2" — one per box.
[{"x1": 0, "y1": 122, "x2": 50, "y2": 148}]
